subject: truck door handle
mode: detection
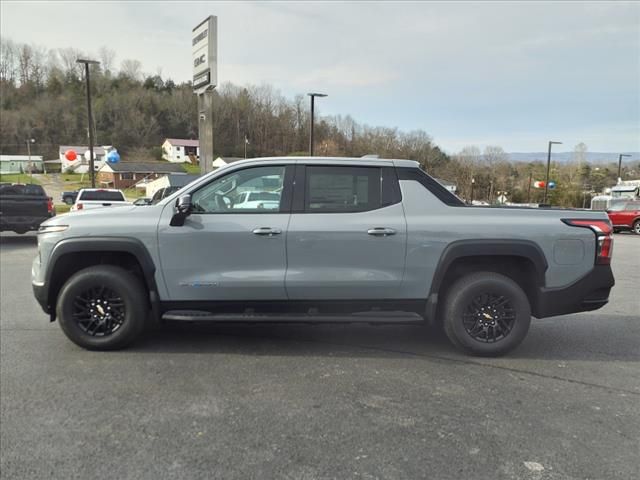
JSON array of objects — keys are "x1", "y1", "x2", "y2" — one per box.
[
  {"x1": 252, "y1": 227, "x2": 282, "y2": 236},
  {"x1": 367, "y1": 227, "x2": 396, "y2": 236}
]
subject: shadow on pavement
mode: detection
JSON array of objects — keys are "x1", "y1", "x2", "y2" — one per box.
[
  {"x1": 0, "y1": 233, "x2": 37, "y2": 249},
  {"x1": 126, "y1": 316, "x2": 640, "y2": 363}
]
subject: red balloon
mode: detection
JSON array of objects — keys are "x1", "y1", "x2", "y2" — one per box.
[{"x1": 65, "y1": 149, "x2": 77, "y2": 161}]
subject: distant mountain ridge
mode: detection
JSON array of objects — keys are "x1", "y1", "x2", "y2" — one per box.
[{"x1": 507, "y1": 152, "x2": 639, "y2": 163}]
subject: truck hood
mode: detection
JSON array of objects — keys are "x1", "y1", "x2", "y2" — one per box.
[{"x1": 41, "y1": 205, "x2": 162, "y2": 228}]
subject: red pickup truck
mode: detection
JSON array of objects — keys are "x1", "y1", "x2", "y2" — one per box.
[{"x1": 607, "y1": 201, "x2": 640, "y2": 234}]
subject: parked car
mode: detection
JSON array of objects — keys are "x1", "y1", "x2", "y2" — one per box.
[
  {"x1": 71, "y1": 188, "x2": 130, "y2": 211},
  {"x1": 607, "y1": 201, "x2": 640, "y2": 234},
  {"x1": 33, "y1": 157, "x2": 615, "y2": 356},
  {"x1": 61, "y1": 190, "x2": 79, "y2": 205},
  {"x1": 232, "y1": 191, "x2": 281, "y2": 210},
  {"x1": 151, "y1": 186, "x2": 182, "y2": 204},
  {"x1": 133, "y1": 197, "x2": 153, "y2": 206},
  {"x1": 0, "y1": 183, "x2": 55, "y2": 234}
]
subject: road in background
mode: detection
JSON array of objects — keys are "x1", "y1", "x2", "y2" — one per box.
[{"x1": 1, "y1": 232, "x2": 638, "y2": 479}]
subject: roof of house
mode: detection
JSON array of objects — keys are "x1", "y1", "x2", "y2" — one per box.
[
  {"x1": 165, "y1": 138, "x2": 199, "y2": 147},
  {"x1": 60, "y1": 145, "x2": 109, "y2": 155},
  {"x1": 0, "y1": 155, "x2": 44, "y2": 161},
  {"x1": 216, "y1": 157, "x2": 245, "y2": 164},
  {"x1": 103, "y1": 162, "x2": 187, "y2": 174}
]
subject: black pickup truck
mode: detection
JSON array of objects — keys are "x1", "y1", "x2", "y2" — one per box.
[{"x1": 0, "y1": 183, "x2": 55, "y2": 234}]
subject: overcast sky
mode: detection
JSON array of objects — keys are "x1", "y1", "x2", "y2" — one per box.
[{"x1": 2, "y1": 1, "x2": 639, "y2": 153}]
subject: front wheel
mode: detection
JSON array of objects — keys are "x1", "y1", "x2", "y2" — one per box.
[
  {"x1": 442, "y1": 272, "x2": 531, "y2": 356},
  {"x1": 633, "y1": 220, "x2": 640, "y2": 235},
  {"x1": 56, "y1": 265, "x2": 147, "y2": 350}
]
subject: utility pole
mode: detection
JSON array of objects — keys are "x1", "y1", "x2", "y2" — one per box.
[
  {"x1": 617, "y1": 153, "x2": 631, "y2": 180},
  {"x1": 307, "y1": 92, "x2": 327, "y2": 156},
  {"x1": 76, "y1": 58, "x2": 100, "y2": 188},
  {"x1": 544, "y1": 140, "x2": 562, "y2": 204},
  {"x1": 527, "y1": 171, "x2": 532, "y2": 203},
  {"x1": 26, "y1": 138, "x2": 35, "y2": 183}
]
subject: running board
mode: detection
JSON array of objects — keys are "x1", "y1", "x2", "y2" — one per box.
[{"x1": 162, "y1": 310, "x2": 424, "y2": 324}]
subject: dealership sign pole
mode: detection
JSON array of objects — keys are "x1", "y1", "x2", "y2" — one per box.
[{"x1": 193, "y1": 16, "x2": 217, "y2": 175}]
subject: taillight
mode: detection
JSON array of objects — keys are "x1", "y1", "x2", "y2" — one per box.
[
  {"x1": 76, "y1": 203, "x2": 83, "y2": 210},
  {"x1": 47, "y1": 197, "x2": 54, "y2": 213},
  {"x1": 562, "y1": 219, "x2": 613, "y2": 265}
]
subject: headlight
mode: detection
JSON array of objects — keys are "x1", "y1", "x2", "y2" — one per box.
[{"x1": 38, "y1": 225, "x2": 69, "y2": 234}]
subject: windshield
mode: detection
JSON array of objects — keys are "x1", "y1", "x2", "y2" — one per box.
[
  {"x1": 247, "y1": 192, "x2": 280, "y2": 201},
  {"x1": 79, "y1": 190, "x2": 125, "y2": 201}
]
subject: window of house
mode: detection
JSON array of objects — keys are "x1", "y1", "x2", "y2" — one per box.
[
  {"x1": 304, "y1": 166, "x2": 381, "y2": 213},
  {"x1": 120, "y1": 172, "x2": 134, "y2": 180}
]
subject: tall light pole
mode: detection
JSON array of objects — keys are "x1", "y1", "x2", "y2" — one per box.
[
  {"x1": 76, "y1": 58, "x2": 100, "y2": 188},
  {"x1": 307, "y1": 92, "x2": 327, "y2": 156},
  {"x1": 470, "y1": 177, "x2": 475, "y2": 204},
  {"x1": 544, "y1": 140, "x2": 562, "y2": 204},
  {"x1": 26, "y1": 138, "x2": 35, "y2": 182},
  {"x1": 617, "y1": 153, "x2": 631, "y2": 180}
]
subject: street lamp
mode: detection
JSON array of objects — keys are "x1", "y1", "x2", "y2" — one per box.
[
  {"x1": 26, "y1": 138, "x2": 35, "y2": 182},
  {"x1": 76, "y1": 58, "x2": 100, "y2": 187},
  {"x1": 617, "y1": 154, "x2": 632, "y2": 180},
  {"x1": 307, "y1": 92, "x2": 327, "y2": 156},
  {"x1": 544, "y1": 140, "x2": 562, "y2": 204},
  {"x1": 470, "y1": 177, "x2": 475, "y2": 204}
]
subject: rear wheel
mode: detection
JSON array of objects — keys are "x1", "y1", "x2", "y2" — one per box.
[
  {"x1": 633, "y1": 220, "x2": 640, "y2": 235},
  {"x1": 64, "y1": 197, "x2": 74, "y2": 205},
  {"x1": 56, "y1": 265, "x2": 147, "y2": 350},
  {"x1": 442, "y1": 272, "x2": 531, "y2": 356}
]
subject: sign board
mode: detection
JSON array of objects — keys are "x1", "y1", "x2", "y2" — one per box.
[{"x1": 192, "y1": 15, "x2": 217, "y2": 94}]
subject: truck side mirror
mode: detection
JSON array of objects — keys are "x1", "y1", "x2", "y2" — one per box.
[{"x1": 170, "y1": 194, "x2": 192, "y2": 226}]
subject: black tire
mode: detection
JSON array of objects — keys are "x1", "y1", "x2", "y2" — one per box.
[
  {"x1": 56, "y1": 265, "x2": 148, "y2": 350},
  {"x1": 64, "y1": 197, "x2": 74, "y2": 205},
  {"x1": 442, "y1": 272, "x2": 531, "y2": 356},
  {"x1": 633, "y1": 220, "x2": 640, "y2": 235}
]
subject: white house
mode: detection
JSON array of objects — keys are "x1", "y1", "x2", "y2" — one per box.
[
  {"x1": 59, "y1": 145, "x2": 112, "y2": 173},
  {"x1": 212, "y1": 157, "x2": 244, "y2": 169},
  {"x1": 0, "y1": 155, "x2": 44, "y2": 174},
  {"x1": 162, "y1": 139, "x2": 200, "y2": 163}
]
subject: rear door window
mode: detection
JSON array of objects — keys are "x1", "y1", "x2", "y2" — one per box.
[{"x1": 304, "y1": 166, "x2": 381, "y2": 213}]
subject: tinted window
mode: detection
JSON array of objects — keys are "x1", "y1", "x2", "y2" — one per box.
[
  {"x1": 305, "y1": 166, "x2": 381, "y2": 213},
  {"x1": 191, "y1": 166, "x2": 285, "y2": 213},
  {"x1": 0, "y1": 184, "x2": 45, "y2": 196},
  {"x1": 79, "y1": 190, "x2": 126, "y2": 201}
]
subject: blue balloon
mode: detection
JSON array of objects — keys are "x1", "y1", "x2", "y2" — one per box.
[
  {"x1": 107, "y1": 150, "x2": 120, "y2": 163},
  {"x1": 548, "y1": 181, "x2": 556, "y2": 189}
]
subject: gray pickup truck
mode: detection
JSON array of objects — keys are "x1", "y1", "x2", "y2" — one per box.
[{"x1": 32, "y1": 157, "x2": 615, "y2": 356}]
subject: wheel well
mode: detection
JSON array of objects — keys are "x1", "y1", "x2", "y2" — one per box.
[
  {"x1": 48, "y1": 251, "x2": 150, "y2": 312},
  {"x1": 435, "y1": 255, "x2": 541, "y2": 319}
]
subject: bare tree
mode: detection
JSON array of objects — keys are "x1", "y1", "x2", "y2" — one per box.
[
  {"x1": 0, "y1": 37, "x2": 17, "y2": 83},
  {"x1": 98, "y1": 46, "x2": 116, "y2": 75},
  {"x1": 120, "y1": 59, "x2": 142, "y2": 80}
]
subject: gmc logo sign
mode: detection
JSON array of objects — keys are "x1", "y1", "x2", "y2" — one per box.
[{"x1": 194, "y1": 54, "x2": 206, "y2": 68}]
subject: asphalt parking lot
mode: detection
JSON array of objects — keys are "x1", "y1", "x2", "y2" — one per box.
[{"x1": 1, "y1": 232, "x2": 638, "y2": 480}]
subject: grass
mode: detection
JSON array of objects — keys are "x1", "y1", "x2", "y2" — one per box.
[
  {"x1": 182, "y1": 164, "x2": 200, "y2": 174},
  {"x1": 0, "y1": 173, "x2": 41, "y2": 185},
  {"x1": 54, "y1": 204, "x2": 71, "y2": 215}
]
